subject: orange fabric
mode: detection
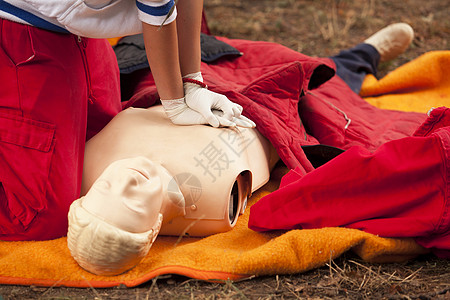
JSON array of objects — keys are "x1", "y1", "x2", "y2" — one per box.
[
  {"x1": 0, "y1": 167, "x2": 428, "y2": 288},
  {"x1": 107, "y1": 37, "x2": 122, "y2": 46},
  {"x1": 1, "y1": 51, "x2": 449, "y2": 288},
  {"x1": 360, "y1": 51, "x2": 450, "y2": 113}
]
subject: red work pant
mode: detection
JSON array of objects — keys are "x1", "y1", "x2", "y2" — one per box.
[
  {"x1": 249, "y1": 107, "x2": 450, "y2": 258},
  {"x1": 0, "y1": 19, "x2": 121, "y2": 240}
]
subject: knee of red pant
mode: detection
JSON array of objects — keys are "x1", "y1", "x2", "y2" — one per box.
[
  {"x1": 0, "y1": 197, "x2": 71, "y2": 241},
  {"x1": 32, "y1": 205, "x2": 71, "y2": 240}
]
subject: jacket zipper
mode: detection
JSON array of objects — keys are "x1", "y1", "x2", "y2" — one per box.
[
  {"x1": 307, "y1": 91, "x2": 352, "y2": 130},
  {"x1": 77, "y1": 35, "x2": 94, "y2": 104}
]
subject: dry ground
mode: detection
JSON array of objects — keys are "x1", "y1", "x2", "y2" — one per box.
[
  {"x1": 205, "y1": 0, "x2": 449, "y2": 77},
  {"x1": 1, "y1": 0, "x2": 450, "y2": 299},
  {"x1": 1, "y1": 254, "x2": 449, "y2": 299}
]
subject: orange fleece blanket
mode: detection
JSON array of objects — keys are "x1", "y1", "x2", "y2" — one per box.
[
  {"x1": 360, "y1": 51, "x2": 450, "y2": 113},
  {"x1": 0, "y1": 168, "x2": 429, "y2": 288},
  {"x1": 0, "y1": 51, "x2": 448, "y2": 288}
]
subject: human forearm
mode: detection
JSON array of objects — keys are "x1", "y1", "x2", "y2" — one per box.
[
  {"x1": 143, "y1": 1, "x2": 254, "y2": 128},
  {"x1": 142, "y1": 21, "x2": 184, "y2": 100},
  {"x1": 175, "y1": 0, "x2": 203, "y2": 76}
]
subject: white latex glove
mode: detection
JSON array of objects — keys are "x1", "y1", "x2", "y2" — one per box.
[
  {"x1": 161, "y1": 98, "x2": 236, "y2": 127},
  {"x1": 211, "y1": 110, "x2": 256, "y2": 128},
  {"x1": 183, "y1": 72, "x2": 255, "y2": 128},
  {"x1": 161, "y1": 98, "x2": 256, "y2": 128}
]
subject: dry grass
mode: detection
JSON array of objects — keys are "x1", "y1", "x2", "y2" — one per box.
[
  {"x1": 2, "y1": 254, "x2": 448, "y2": 299},
  {"x1": 205, "y1": 0, "x2": 449, "y2": 76}
]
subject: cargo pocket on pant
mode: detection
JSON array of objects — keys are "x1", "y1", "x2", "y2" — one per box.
[{"x1": 0, "y1": 113, "x2": 55, "y2": 233}]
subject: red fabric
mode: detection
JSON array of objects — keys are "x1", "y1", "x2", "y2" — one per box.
[
  {"x1": 0, "y1": 20, "x2": 121, "y2": 240},
  {"x1": 299, "y1": 74, "x2": 428, "y2": 152},
  {"x1": 201, "y1": 10, "x2": 211, "y2": 35},
  {"x1": 249, "y1": 107, "x2": 450, "y2": 258},
  {"x1": 124, "y1": 37, "x2": 426, "y2": 173}
]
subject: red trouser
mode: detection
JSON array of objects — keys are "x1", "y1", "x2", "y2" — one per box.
[
  {"x1": 249, "y1": 107, "x2": 450, "y2": 258},
  {"x1": 0, "y1": 19, "x2": 121, "y2": 240}
]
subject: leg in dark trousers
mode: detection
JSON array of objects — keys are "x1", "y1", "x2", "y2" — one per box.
[{"x1": 331, "y1": 43, "x2": 380, "y2": 94}]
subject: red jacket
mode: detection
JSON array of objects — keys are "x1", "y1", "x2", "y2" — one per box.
[
  {"x1": 249, "y1": 107, "x2": 450, "y2": 259},
  {"x1": 126, "y1": 37, "x2": 427, "y2": 173}
]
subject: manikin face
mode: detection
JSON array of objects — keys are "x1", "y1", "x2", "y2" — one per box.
[{"x1": 81, "y1": 156, "x2": 184, "y2": 233}]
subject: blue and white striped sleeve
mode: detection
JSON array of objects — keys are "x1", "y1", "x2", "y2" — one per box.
[{"x1": 136, "y1": 0, "x2": 177, "y2": 26}]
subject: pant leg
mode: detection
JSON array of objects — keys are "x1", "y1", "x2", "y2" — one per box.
[
  {"x1": 83, "y1": 37, "x2": 122, "y2": 141},
  {"x1": 331, "y1": 43, "x2": 380, "y2": 94},
  {"x1": 0, "y1": 20, "x2": 119, "y2": 241}
]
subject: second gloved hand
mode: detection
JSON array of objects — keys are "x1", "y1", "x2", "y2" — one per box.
[
  {"x1": 161, "y1": 98, "x2": 237, "y2": 127},
  {"x1": 183, "y1": 72, "x2": 255, "y2": 128}
]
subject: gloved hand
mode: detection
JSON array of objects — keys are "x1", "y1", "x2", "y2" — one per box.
[
  {"x1": 161, "y1": 98, "x2": 237, "y2": 127},
  {"x1": 183, "y1": 72, "x2": 255, "y2": 128},
  {"x1": 211, "y1": 109, "x2": 256, "y2": 128},
  {"x1": 162, "y1": 98, "x2": 256, "y2": 128}
]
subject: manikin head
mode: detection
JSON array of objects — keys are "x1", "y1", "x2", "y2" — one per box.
[{"x1": 67, "y1": 156, "x2": 185, "y2": 276}]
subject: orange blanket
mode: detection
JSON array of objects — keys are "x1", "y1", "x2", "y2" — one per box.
[
  {"x1": 360, "y1": 51, "x2": 450, "y2": 113},
  {"x1": 1, "y1": 51, "x2": 449, "y2": 288},
  {"x1": 0, "y1": 167, "x2": 428, "y2": 288}
]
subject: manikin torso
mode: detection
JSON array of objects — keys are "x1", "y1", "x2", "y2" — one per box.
[{"x1": 81, "y1": 106, "x2": 279, "y2": 236}]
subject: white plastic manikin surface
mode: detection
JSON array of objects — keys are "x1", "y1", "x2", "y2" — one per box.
[
  {"x1": 81, "y1": 156, "x2": 182, "y2": 233},
  {"x1": 82, "y1": 106, "x2": 279, "y2": 236}
]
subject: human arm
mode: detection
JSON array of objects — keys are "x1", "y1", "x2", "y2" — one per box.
[
  {"x1": 142, "y1": 1, "x2": 254, "y2": 127},
  {"x1": 175, "y1": 0, "x2": 203, "y2": 76},
  {"x1": 176, "y1": 0, "x2": 255, "y2": 127},
  {"x1": 142, "y1": 21, "x2": 184, "y2": 101},
  {"x1": 142, "y1": 21, "x2": 236, "y2": 126}
]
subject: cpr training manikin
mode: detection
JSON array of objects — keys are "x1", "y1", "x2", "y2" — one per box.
[{"x1": 67, "y1": 105, "x2": 279, "y2": 275}]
